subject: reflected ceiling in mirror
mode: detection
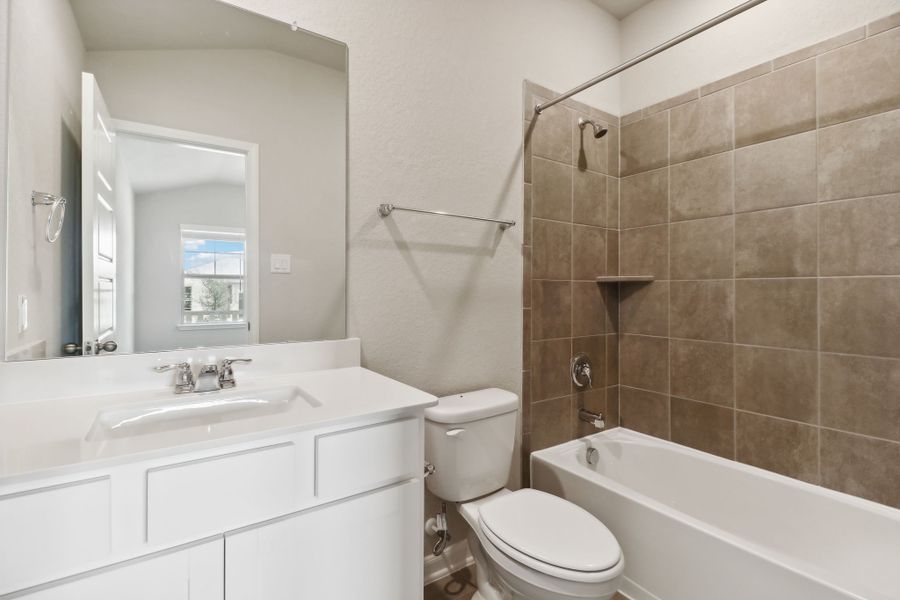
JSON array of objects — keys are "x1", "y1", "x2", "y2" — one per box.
[{"x1": 5, "y1": 0, "x2": 347, "y2": 361}]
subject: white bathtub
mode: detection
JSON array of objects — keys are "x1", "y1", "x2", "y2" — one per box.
[{"x1": 531, "y1": 428, "x2": 900, "y2": 600}]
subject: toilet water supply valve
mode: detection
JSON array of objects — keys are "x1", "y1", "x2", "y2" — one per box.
[{"x1": 425, "y1": 502, "x2": 452, "y2": 556}]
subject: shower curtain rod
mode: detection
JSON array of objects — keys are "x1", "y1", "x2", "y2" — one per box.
[{"x1": 534, "y1": 0, "x2": 768, "y2": 115}]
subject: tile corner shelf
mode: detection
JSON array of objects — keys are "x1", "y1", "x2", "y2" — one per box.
[{"x1": 595, "y1": 276, "x2": 655, "y2": 283}]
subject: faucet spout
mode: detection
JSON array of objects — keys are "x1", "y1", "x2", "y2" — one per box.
[{"x1": 578, "y1": 408, "x2": 605, "y2": 430}]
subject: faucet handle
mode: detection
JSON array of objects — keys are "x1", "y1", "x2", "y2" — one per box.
[
  {"x1": 154, "y1": 362, "x2": 195, "y2": 394},
  {"x1": 219, "y1": 358, "x2": 252, "y2": 389}
]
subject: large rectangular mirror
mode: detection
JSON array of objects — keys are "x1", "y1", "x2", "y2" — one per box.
[{"x1": 5, "y1": 0, "x2": 347, "y2": 360}]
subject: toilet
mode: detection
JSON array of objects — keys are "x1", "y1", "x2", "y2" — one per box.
[{"x1": 425, "y1": 389, "x2": 624, "y2": 600}]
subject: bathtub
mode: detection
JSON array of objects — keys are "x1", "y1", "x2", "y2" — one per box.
[{"x1": 531, "y1": 428, "x2": 900, "y2": 600}]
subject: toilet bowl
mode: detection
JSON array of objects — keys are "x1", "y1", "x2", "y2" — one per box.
[{"x1": 425, "y1": 389, "x2": 624, "y2": 600}]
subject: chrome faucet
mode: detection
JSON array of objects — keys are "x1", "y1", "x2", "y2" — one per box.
[
  {"x1": 219, "y1": 358, "x2": 252, "y2": 389},
  {"x1": 154, "y1": 357, "x2": 252, "y2": 394},
  {"x1": 578, "y1": 408, "x2": 605, "y2": 430},
  {"x1": 154, "y1": 362, "x2": 195, "y2": 394},
  {"x1": 194, "y1": 363, "x2": 222, "y2": 393}
]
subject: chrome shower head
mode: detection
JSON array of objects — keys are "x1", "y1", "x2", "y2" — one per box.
[{"x1": 578, "y1": 117, "x2": 608, "y2": 139}]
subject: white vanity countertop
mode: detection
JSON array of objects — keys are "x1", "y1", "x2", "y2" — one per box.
[{"x1": 0, "y1": 367, "x2": 437, "y2": 486}]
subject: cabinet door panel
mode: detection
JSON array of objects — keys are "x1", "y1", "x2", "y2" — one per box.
[
  {"x1": 16, "y1": 539, "x2": 223, "y2": 600},
  {"x1": 226, "y1": 480, "x2": 420, "y2": 600}
]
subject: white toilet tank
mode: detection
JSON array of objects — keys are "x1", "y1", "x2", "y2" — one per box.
[{"x1": 424, "y1": 388, "x2": 518, "y2": 502}]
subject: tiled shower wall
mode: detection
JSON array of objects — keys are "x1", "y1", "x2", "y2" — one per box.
[
  {"x1": 521, "y1": 82, "x2": 620, "y2": 481},
  {"x1": 616, "y1": 14, "x2": 900, "y2": 509}
]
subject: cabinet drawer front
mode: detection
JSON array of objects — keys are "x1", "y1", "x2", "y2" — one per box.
[
  {"x1": 147, "y1": 443, "x2": 298, "y2": 545},
  {"x1": 315, "y1": 418, "x2": 419, "y2": 499},
  {"x1": 0, "y1": 477, "x2": 111, "y2": 595}
]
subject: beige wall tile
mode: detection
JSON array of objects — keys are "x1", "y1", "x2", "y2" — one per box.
[
  {"x1": 735, "y1": 60, "x2": 816, "y2": 147},
  {"x1": 524, "y1": 119, "x2": 534, "y2": 183},
  {"x1": 820, "y1": 194, "x2": 900, "y2": 276},
  {"x1": 735, "y1": 279, "x2": 817, "y2": 350},
  {"x1": 670, "y1": 339, "x2": 734, "y2": 407},
  {"x1": 821, "y1": 353, "x2": 900, "y2": 443},
  {"x1": 670, "y1": 216, "x2": 734, "y2": 280},
  {"x1": 573, "y1": 170, "x2": 608, "y2": 227},
  {"x1": 573, "y1": 335, "x2": 607, "y2": 389},
  {"x1": 522, "y1": 370, "x2": 531, "y2": 434},
  {"x1": 621, "y1": 168, "x2": 668, "y2": 228},
  {"x1": 573, "y1": 225, "x2": 608, "y2": 280},
  {"x1": 523, "y1": 183, "x2": 532, "y2": 246},
  {"x1": 523, "y1": 309, "x2": 531, "y2": 369},
  {"x1": 868, "y1": 11, "x2": 900, "y2": 36},
  {"x1": 532, "y1": 338, "x2": 572, "y2": 401},
  {"x1": 532, "y1": 158, "x2": 573, "y2": 222},
  {"x1": 670, "y1": 152, "x2": 734, "y2": 222},
  {"x1": 531, "y1": 396, "x2": 574, "y2": 451},
  {"x1": 734, "y1": 345, "x2": 818, "y2": 423},
  {"x1": 531, "y1": 104, "x2": 573, "y2": 163},
  {"x1": 819, "y1": 109, "x2": 900, "y2": 202},
  {"x1": 700, "y1": 61, "x2": 772, "y2": 96},
  {"x1": 607, "y1": 230, "x2": 619, "y2": 276},
  {"x1": 572, "y1": 282, "x2": 611, "y2": 337},
  {"x1": 735, "y1": 205, "x2": 817, "y2": 278},
  {"x1": 604, "y1": 383, "x2": 620, "y2": 428},
  {"x1": 643, "y1": 88, "x2": 699, "y2": 116},
  {"x1": 773, "y1": 27, "x2": 865, "y2": 70},
  {"x1": 620, "y1": 225, "x2": 669, "y2": 279},
  {"x1": 670, "y1": 280, "x2": 734, "y2": 342},
  {"x1": 619, "y1": 280, "x2": 669, "y2": 336},
  {"x1": 821, "y1": 429, "x2": 900, "y2": 509},
  {"x1": 620, "y1": 334, "x2": 669, "y2": 393},
  {"x1": 820, "y1": 277, "x2": 900, "y2": 358},
  {"x1": 523, "y1": 245, "x2": 532, "y2": 308},
  {"x1": 606, "y1": 334, "x2": 619, "y2": 386},
  {"x1": 532, "y1": 280, "x2": 572, "y2": 340},
  {"x1": 608, "y1": 125, "x2": 620, "y2": 178},
  {"x1": 532, "y1": 219, "x2": 572, "y2": 280},
  {"x1": 818, "y1": 27, "x2": 900, "y2": 127},
  {"x1": 621, "y1": 111, "x2": 669, "y2": 176},
  {"x1": 734, "y1": 131, "x2": 817, "y2": 212},
  {"x1": 671, "y1": 397, "x2": 735, "y2": 459},
  {"x1": 670, "y1": 89, "x2": 734, "y2": 164},
  {"x1": 736, "y1": 412, "x2": 819, "y2": 483},
  {"x1": 620, "y1": 387, "x2": 670, "y2": 439},
  {"x1": 607, "y1": 177, "x2": 620, "y2": 229}
]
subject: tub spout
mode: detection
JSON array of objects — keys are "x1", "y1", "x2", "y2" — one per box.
[{"x1": 578, "y1": 408, "x2": 605, "y2": 430}]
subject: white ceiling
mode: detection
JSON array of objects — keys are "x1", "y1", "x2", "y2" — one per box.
[
  {"x1": 591, "y1": 0, "x2": 655, "y2": 19},
  {"x1": 69, "y1": 0, "x2": 346, "y2": 72},
  {"x1": 118, "y1": 134, "x2": 245, "y2": 196}
]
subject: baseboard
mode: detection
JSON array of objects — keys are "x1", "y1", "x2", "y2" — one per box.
[
  {"x1": 619, "y1": 576, "x2": 660, "y2": 600},
  {"x1": 423, "y1": 539, "x2": 474, "y2": 586}
]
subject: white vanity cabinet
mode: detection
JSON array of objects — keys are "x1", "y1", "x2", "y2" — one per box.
[
  {"x1": 226, "y1": 480, "x2": 421, "y2": 599},
  {"x1": 15, "y1": 539, "x2": 224, "y2": 600},
  {"x1": 0, "y1": 414, "x2": 427, "y2": 600}
]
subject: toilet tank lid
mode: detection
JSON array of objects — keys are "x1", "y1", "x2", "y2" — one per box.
[{"x1": 425, "y1": 388, "x2": 518, "y2": 424}]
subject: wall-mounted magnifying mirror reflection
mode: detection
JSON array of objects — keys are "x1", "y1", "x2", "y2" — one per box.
[{"x1": 5, "y1": 0, "x2": 348, "y2": 360}]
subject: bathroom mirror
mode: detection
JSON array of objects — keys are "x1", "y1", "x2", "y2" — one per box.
[{"x1": 4, "y1": 0, "x2": 348, "y2": 360}]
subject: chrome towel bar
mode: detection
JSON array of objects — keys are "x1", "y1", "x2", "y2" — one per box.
[{"x1": 378, "y1": 203, "x2": 515, "y2": 230}]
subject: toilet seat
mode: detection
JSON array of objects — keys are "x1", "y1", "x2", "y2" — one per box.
[{"x1": 477, "y1": 489, "x2": 622, "y2": 584}]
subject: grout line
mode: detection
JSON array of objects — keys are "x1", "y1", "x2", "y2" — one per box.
[
  {"x1": 815, "y1": 62, "x2": 823, "y2": 485},
  {"x1": 731, "y1": 114, "x2": 739, "y2": 461},
  {"x1": 666, "y1": 110, "x2": 672, "y2": 441}
]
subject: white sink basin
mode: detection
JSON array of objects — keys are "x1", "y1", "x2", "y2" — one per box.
[{"x1": 85, "y1": 386, "x2": 321, "y2": 441}]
